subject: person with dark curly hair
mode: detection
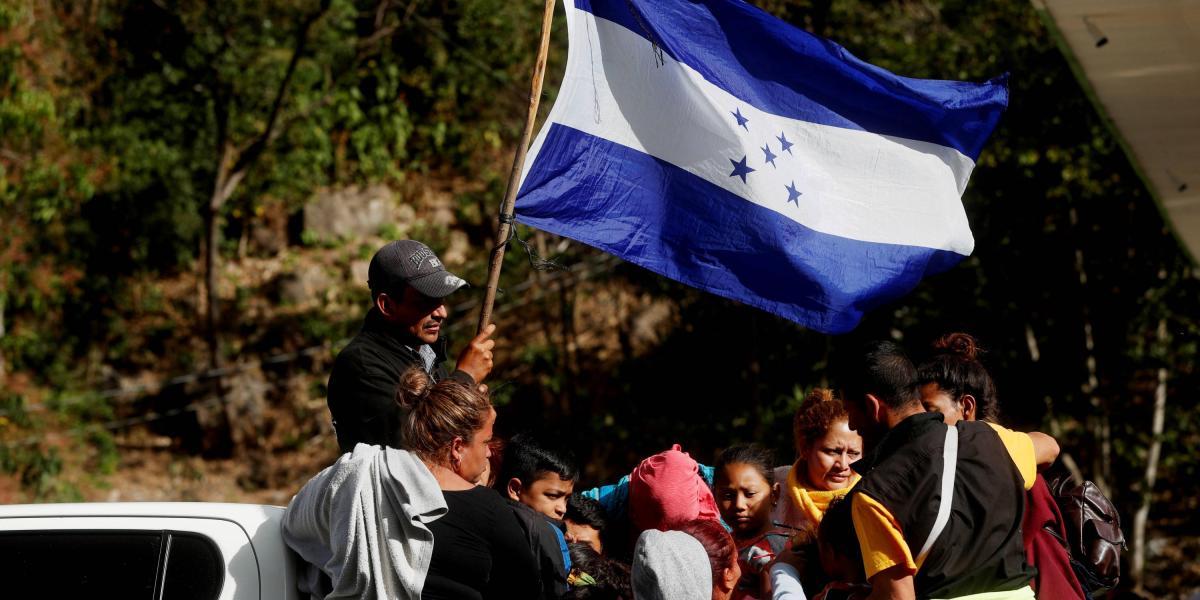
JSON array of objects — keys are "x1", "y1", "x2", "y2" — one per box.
[
  {"x1": 916, "y1": 332, "x2": 1000, "y2": 424},
  {"x1": 564, "y1": 542, "x2": 633, "y2": 600},
  {"x1": 916, "y1": 332, "x2": 1059, "y2": 469},
  {"x1": 566, "y1": 494, "x2": 609, "y2": 555}
]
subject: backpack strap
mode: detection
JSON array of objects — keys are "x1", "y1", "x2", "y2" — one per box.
[{"x1": 916, "y1": 424, "x2": 958, "y2": 566}]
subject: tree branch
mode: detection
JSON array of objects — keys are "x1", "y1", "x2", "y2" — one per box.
[
  {"x1": 229, "y1": 0, "x2": 332, "y2": 178},
  {"x1": 374, "y1": 0, "x2": 394, "y2": 30},
  {"x1": 224, "y1": 0, "x2": 398, "y2": 189}
]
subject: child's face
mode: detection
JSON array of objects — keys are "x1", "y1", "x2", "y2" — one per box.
[
  {"x1": 714, "y1": 462, "x2": 776, "y2": 540},
  {"x1": 564, "y1": 519, "x2": 603, "y2": 554},
  {"x1": 517, "y1": 473, "x2": 575, "y2": 520}
]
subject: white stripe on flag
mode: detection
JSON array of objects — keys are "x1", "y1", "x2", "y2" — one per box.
[{"x1": 522, "y1": 5, "x2": 976, "y2": 255}]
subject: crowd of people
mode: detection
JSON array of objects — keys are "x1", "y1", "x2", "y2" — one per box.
[{"x1": 281, "y1": 240, "x2": 1090, "y2": 600}]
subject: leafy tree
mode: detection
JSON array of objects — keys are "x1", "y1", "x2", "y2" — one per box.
[
  {"x1": 0, "y1": 0, "x2": 537, "y2": 372},
  {"x1": 0, "y1": 1, "x2": 97, "y2": 385}
]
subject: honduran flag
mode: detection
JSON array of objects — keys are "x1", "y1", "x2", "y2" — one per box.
[{"x1": 515, "y1": 0, "x2": 1007, "y2": 334}]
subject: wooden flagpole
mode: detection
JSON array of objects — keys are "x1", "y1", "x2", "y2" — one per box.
[{"x1": 477, "y1": 0, "x2": 558, "y2": 334}]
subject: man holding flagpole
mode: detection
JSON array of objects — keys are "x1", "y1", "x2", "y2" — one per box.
[{"x1": 327, "y1": 240, "x2": 496, "y2": 453}]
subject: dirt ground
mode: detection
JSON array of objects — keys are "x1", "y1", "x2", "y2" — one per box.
[{"x1": 89, "y1": 439, "x2": 340, "y2": 507}]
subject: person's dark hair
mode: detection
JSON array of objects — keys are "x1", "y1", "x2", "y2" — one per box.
[
  {"x1": 567, "y1": 494, "x2": 609, "y2": 532},
  {"x1": 792, "y1": 388, "x2": 849, "y2": 457},
  {"x1": 818, "y1": 496, "x2": 865, "y2": 583},
  {"x1": 395, "y1": 368, "x2": 491, "y2": 464},
  {"x1": 714, "y1": 444, "x2": 776, "y2": 485},
  {"x1": 840, "y1": 340, "x2": 919, "y2": 409},
  {"x1": 917, "y1": 332, "x2": 999, "y2": 422},
  {"x1": 677, "y1": 519, "x2": 737, "y2": 600},
  {"x1": 565, "y1": 542, "x2": 633, "y2": 600},
  {"x1": 494, "y1": 432, "x2": 578, "y2": 490}
]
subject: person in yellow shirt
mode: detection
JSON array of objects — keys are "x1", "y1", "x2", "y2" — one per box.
[{"x1": 833, "y1": 340, "x2": 1052, "y2": 600}]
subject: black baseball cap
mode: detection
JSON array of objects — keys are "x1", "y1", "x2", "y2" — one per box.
[{"x1": 368, "y1": 240, "x2": 468, "y2": 299}]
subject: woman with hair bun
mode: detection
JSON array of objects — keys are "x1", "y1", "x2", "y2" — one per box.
[
  {"x1": 917, "y1": 333, "x2": 1082, "y2": 600},
  {"x1": 283, "y1": 368, "x2": 539, "y2": 600},
  {"x1": 394, "y1": 368, "x2": 541, "y2": 600},
  {"x1": 915, "y1": 333, "x2": 1058, "y2": 465},
  {"x1": 915, "y1": 332, "x2": 999, "y2": 424}
]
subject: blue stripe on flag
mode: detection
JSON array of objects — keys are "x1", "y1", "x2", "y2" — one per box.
[
  {"x1": 573, "y1": 0, "x2": 1007, "y2": 160},
  {"x1": 516, "y1": 124, "x2": 964, "y2": 334}
]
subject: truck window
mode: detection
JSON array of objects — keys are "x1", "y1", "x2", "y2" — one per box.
[
  {"x1": 0, "y1": 529, "x2": 228, "y2": 599},
  {"x1": 161, "y1": 531, "x2": 225, "y2": 600},
  {"x1": 0, "y1": 530, "x2": 161, "y2": 597}
]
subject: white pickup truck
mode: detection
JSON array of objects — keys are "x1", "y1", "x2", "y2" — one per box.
[{"x1": 0, "y1": 502, "x2": 301, "y2": 600}]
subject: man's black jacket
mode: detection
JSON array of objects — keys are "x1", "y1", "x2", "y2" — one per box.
[{"x1": 326, "y1": 308, "x2": 474, "y2": 452}]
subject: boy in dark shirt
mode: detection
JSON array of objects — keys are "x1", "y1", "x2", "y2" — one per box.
[{"x1": 496, "y1": 433, "x2": 579, "y2": 599}]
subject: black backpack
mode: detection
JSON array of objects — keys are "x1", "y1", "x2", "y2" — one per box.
[{"x1": 1047, "y1": 475, "x2": 1127, "y2": 596}]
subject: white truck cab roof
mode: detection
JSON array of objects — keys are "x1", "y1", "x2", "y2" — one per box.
[{"x1": 0, "y1": 502, "x2": 299, "y2": 600}]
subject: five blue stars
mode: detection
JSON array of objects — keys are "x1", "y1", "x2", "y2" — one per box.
[
  {"x1": 729, "y1": 155, "x2": 755, "y2": 183},
  {"x1": 762, "y1": 144, "x2": 777, "y2": 168},
  {"x1": 732, "y1": 108, "x2": 750, "y2": 131},
  {"x1": 731, "y1": 114, "x2": 803, "y2": 200},
  {"x1": 777, "y1": 132, "x2": 794, "y2": 155},
  {"x1": 785, "y1": 181, "x2": 802, "y2": 206}
]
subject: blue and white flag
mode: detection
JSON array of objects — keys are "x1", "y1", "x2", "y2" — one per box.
[{"x1": 515, "y1": 0, "x2": 1007, "y2": 334}]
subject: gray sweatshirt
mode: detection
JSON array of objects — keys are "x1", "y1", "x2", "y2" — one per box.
[
  {"x1": 632, "y1": 529, "x2": 713, "y2": 600},
  {"x1": 283, "y1": 444, "x2": 448, "y2": 600}
]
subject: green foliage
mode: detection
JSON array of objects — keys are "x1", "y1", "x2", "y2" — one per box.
[
  {"x1": 298, "y1": 309, "x2": 360, "y2": 342},
  {"x1": 1, "y1": 2, "x2": 98, "y2": 386},
  {"x1": 0, "y1": 390, "x2": 31, "y2": 429},
  {"x1": 84, "y1": 430, "x2": 121, "y2": 476},
  {"x1": 50, "y1": 390, "x2": 115, "y2": 424},
  {"x1": 0, "y1": 0, "x2": 546, "y2": 386},
  {"x1": 519, "y1": 342, "x2": 565, "y2": 396},
  {"x1": 377, "y1": 223, "x2": 403, "y2": 241},
  {"x1": 0, "y1": 444, "x2": 81, "y2": 502}
]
